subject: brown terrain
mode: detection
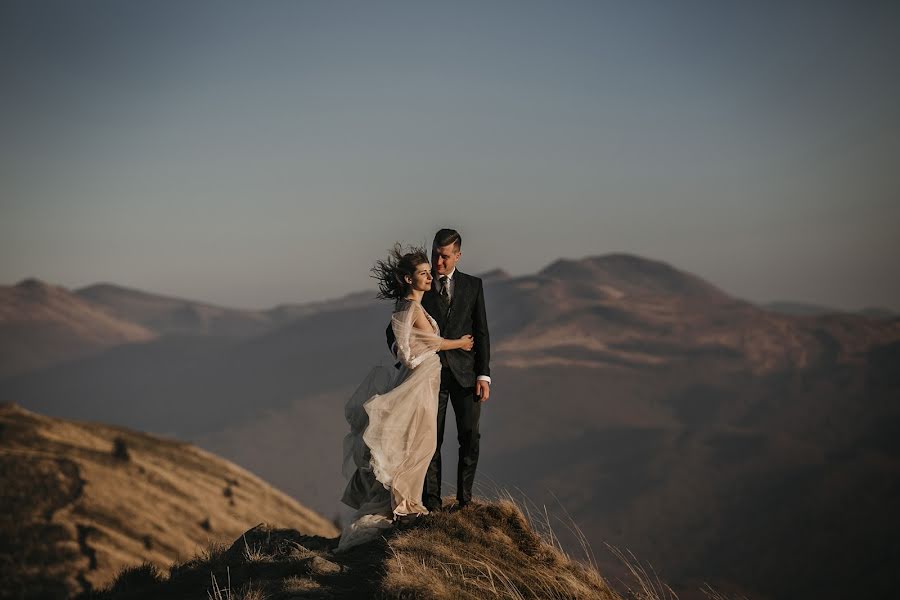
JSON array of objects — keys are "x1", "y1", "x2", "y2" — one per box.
[
  {"x1": 0, "y1": 277, "x2": 380, "y2": 381},
  {"x1": 0, "y1": 403, "x2": 337, "y2": 598},
  {"x1": 2, "y1": 253, "x2": 899, "y2": 599},
  {"x1": 0, "y1": 280, "x2": 155, "y2": 378}
]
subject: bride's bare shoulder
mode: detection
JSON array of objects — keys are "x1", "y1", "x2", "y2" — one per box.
[
  {"x1": 393, "y1": 300, "x2": 433, "y2": 331},
  {"x1": 392, "y1": 298, "x2": 417, "y2": 314}
]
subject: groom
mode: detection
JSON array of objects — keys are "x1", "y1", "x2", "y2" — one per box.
[{"x1": 387, "y1": 228, "x2": 491, "y2": 511}]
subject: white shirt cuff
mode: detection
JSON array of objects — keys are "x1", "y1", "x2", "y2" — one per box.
[{"x1": 476, "y1": 375, "x2": 491, "y2": 384}]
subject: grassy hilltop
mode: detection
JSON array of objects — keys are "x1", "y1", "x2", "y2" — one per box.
[
  {"x1": 91, "y1": 499, "x2": 623, "y2": 600},
  {"x1": 90, "y1": 497, "x2": 743, "y2": 600}
]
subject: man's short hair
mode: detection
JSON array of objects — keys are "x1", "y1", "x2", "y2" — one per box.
[{"x1": 433, "y1": 228, "x2": 461, "y2": 251}]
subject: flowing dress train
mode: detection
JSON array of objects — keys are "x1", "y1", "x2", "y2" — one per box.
[{"x1": 337, "y1": 299, "x2": 442, "y2": 551}]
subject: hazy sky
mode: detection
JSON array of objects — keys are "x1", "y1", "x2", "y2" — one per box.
[{"x1": 2, "y1": 1, "x2": 898, "y2": 310}]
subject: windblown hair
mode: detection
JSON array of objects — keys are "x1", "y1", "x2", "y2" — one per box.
[
  {"x1": 371, "y1": 243, "x2": 430, "y2": 301},
  {"x1": 433, "y1": 228, "x2": 461, "y2": 250}
]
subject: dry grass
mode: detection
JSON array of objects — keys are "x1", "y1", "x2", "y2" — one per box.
[
  {"x1": 280, "y1": 574, "x2": 321, "y2": 593},
  {"x1": 380, "y1": 491, "x2": 744, "y2": 600},
  {"x1": 89, "y1": 497, "x2": 743, "y2": 600},
  {"x1": 604, "y1": 545, "x2": 678, "y2": 600},
  {"x1": 699, "y1": 583, "x2": 750, "y2": 600},
  {"x1": 207, "y1": 568, "x2": 269, "y2": 600},
  {"x1": 382, "y1": 498, "x2": 619, "y2": 600},
  {"x1": 240, "y1": 532, "x2": 271, "y2": 563},
  {"x1": 85, "y1": 525, "x2": 339, "y2": 599}
]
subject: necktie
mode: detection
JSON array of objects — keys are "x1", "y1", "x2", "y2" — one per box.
[{"x1": 439, "y1": 275, "x2": 450, "y2": 316}]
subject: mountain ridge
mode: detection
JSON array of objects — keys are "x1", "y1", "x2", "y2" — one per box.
[{"x1": 0, "y1": 279, "x2": 156, "y2": 378}]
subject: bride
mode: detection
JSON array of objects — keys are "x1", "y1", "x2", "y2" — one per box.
[{"x1": 337, "y1": 244, "x2": 474, "y2": 551}]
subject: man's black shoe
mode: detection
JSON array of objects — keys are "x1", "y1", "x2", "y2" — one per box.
[{"x1": 395, "y1": 513, "x2": 420, "y2": 526}]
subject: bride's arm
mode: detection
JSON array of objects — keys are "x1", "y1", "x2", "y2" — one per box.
[
  {"x1": 440, "y1": 335, "x2": 473, "y2": 351},
  {"x1": 411, "y1": 309, "x2": 471, "y2": 351},
  {"x1": 441, "y1": 337, "x2": 471, "y2": 351}
]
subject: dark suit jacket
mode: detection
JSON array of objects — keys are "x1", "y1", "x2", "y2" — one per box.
[{"x1": 386, "y1": 270, "x2": 490, "y2": 388}]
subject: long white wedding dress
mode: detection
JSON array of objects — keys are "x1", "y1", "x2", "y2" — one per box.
[{"x1": 337, "y1": 299, "x2": 443, "y2": 551}]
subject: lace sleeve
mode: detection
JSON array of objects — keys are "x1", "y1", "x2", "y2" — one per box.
[{"x1": 391, "y1": 301, "x2": 442, "y2": 369}]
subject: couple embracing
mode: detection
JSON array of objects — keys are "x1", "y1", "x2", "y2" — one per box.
[{"x1": 338, "y1": 228, "x2": 491, "y2": 551}]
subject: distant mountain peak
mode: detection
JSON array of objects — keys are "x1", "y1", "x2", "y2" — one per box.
[
  {"x1": 541, "y1": 253, "x2": 675, "y2": 276},
  {"x1": 15, "y1": 277, "x2": 51, "y2": 289},
  {"x1": 477, "y1": 268, "x2": 511, "y2": 281},
  {"x1": 539, "y1": 253, "x2": 726, "y2": 299},
  {"x1": 0, "y1": 278, "x2": 156, "y2": 377},
  {"x1": 13, "y1": 278, "x2": 62, "y2": 298}
]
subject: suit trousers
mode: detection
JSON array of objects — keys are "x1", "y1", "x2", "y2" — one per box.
[{"x1": 423, "y1": 366, "x2": 481, "y2": 508}]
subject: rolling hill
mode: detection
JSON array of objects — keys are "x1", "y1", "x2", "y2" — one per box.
[
  {"x1": 0, "y1": 403, "x2": 337, "y2": 599},
  {"x1": 0, "y1": 279, "x2": 155, "y2": 378}
]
